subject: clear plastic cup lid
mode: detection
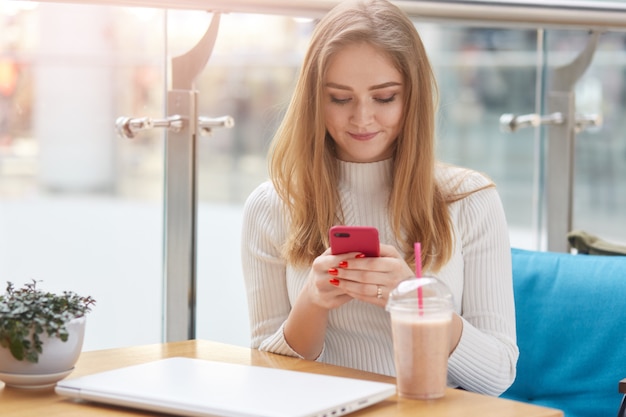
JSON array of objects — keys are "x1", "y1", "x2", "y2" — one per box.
[{"x1": 386, "y1": 277, "x2": 454, "y2": 314}]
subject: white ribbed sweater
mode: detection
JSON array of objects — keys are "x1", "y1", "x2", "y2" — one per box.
[{"x1": 241, "y1": 159, "x2": 518, "y2": 396}]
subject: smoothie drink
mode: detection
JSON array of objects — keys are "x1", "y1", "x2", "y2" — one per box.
[
  {"x1": 386, "y1": 277, "x2": 454, "y2": 400},
  {"x1": 390, "y1": 312, "x2": 451, "y2": 399}
]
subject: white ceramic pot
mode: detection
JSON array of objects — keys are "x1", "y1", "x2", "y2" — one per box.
[{"x1": 0, "y1": 316, "x2": 86, "y2": 388}]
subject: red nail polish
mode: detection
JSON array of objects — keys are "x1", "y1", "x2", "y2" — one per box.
[
  {"x1": 329, "y1": 278, "x2": 339, "y2": 286},
  {"x1": 328, "y1": 268, "x2": 339, "y2": 276},
  {"x1": 355, "y1": 253, "x2": 366, "y2": 258},
  {"x1": 338, "y1": 261, "x2": 348, "y2": 268}
]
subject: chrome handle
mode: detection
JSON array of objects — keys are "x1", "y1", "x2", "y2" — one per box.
[
  {"x1": 115, "y1": 114, "x2": 234, "y2": 139},
  {"x1": 499, "y1": 112, "x2": 602, "y2": 133},
  {"x1": 499, "y1": 112, "x2": 564, "y2": 133},
  {"x1": 115, "y1": 115, "x2": 184, "y2": 139},
  {"x1": 573, "y1": 113, "x2": 602, "y2": 133},
  {"x1": 198, "y1": 116, "x2": 235, "y2": 135}
]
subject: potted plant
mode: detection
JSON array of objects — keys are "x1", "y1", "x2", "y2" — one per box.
[{"x1": 0, "y1": 280, "x2": 96, "y2": 388}]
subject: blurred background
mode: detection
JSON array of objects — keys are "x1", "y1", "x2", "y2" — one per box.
[{"x1": 0, "y1": 1, "x2": 625, "y2": 352}]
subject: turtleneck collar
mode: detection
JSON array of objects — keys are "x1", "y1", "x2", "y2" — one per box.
[{"x1": 337, "y1": 158, "x2": 393, "y2": 193}]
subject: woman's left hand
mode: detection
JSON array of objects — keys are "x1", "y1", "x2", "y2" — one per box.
[{"x1": 328, "y1": 244, "x2": 414, "y2": 307}]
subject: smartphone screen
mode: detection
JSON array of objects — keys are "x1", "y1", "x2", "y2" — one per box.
[{"x1": 329, "y1": 225, "x2": 380, "y2": 257}]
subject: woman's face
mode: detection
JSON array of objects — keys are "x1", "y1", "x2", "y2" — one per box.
[{"x1": 323, "y1": 42, "x2": 404, "y2": 163}]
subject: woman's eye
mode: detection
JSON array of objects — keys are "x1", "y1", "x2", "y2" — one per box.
[
  {"x1": 375, "y1": 94, "x2": 397, "y2": 104},
  {"x1": 329, "y1": 93, "x2": 397, "y2": 105},
  {"x1": 330, "y1": 96, "x2": 351, "y2": 105}
]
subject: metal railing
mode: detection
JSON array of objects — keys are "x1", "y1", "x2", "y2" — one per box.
[{"x1": 32, "y1": 0, "x2": 626, "y2": 31}]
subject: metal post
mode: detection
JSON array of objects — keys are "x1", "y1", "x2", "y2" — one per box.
[
  {"x1": 163, "y1": 13, "x2": 221, "y2": 341},
  {"x1": 545, "y1": 31, "x2": 600, "y2": 252}
]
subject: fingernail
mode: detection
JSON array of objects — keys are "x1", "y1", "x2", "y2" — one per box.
[
  {"x1": 355, "y1": 253, "x2": 366, "y2": 258},
  {"x1": 328, "y1": 268, "x2": 339, "y2": 276},
  {"x1": 338, "y1": 261, "x2": 348, "y2": 268},
  {"x1": 329, "y1": 278, "x2": 340, "y2": 286}
]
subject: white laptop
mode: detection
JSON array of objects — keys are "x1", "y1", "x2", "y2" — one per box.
[{"x1": 55, "y1": 357, "x2": 396, "y2": 417}]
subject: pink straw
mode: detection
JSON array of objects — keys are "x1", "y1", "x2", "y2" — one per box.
[{"x1": 414, "y1": 242, "x2": 423, "y2": 311}]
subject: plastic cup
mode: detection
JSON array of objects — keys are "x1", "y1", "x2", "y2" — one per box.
[{"x1": 386, "y1": 277, "x2": 454, "y2": 400}]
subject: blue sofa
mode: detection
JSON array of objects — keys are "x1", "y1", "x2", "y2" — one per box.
[{"x1": 502, "y1": 248, "x2": 626, "y2": 417}]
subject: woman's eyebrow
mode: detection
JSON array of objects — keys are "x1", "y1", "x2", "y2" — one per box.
[
  {"x1": 369, "y1": 81, "x2": 402, "y2": 90},
  {"x1": 324, "y1": 81, "x2": 402, "y2": 91}
]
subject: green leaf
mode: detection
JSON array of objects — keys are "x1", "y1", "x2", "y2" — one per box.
[
  {"x1": 25, "y1": 350, "x2": 39, "y2": 363},
  {"x1": 9, "y1": 337, "x2": 25, "y2": 361}
]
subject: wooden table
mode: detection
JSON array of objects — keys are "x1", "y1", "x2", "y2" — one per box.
[{"x1": 1, "y1": 340, "x2": 563, "y2": 417}]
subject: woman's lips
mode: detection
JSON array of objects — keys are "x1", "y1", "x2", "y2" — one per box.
[{"x1": 348, "y1": 131, "x2": 378, "y2": 141}]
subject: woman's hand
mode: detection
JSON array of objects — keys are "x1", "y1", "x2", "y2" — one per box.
[
  {"x1": 283, "y1": 248, "x2": 354, "y2": 359},
  {"x1": 304, "y1": 248, "x2": 354, "y2": 310},
  {"x1": 325, "y1": 244, "x2": 414, "y2": 307}
]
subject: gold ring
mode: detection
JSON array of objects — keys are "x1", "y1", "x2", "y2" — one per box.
[{"x1": 376, "y1": 285, "x2": 383, "y2": 299}]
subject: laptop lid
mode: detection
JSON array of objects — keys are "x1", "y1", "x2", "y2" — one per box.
[{"x1": 55, "y1": 357, "x2": 396, "y2": 417}]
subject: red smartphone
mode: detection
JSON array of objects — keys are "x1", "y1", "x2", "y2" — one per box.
[{"x1": 329, "y1": 225, "x2": 380, "y2": 257}]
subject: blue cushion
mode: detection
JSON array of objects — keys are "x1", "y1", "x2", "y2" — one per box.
[{"x1": 501, "y1": 248, "x2": 626, "y2": 417}]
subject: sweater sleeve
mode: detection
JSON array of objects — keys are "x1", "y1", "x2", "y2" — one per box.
[
  {"x1": 240, "y1": 182, "x2": 303, "y2": 358},
  {"x1": 446, "y1": 175, "x2": 519, "y2": 396}
]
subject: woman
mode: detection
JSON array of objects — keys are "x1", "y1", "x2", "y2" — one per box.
[{"x1": 241, "y1": 0, "x2": 518, "y2": 396}]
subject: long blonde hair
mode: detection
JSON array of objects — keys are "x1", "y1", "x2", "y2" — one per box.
[{"x1": 269, "y1": 0, "x2": 486, "y2": 271}]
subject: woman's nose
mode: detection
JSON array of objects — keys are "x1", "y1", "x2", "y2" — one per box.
[{"x1": 350, "y1": 101, "x2": 373, "y2": 125}]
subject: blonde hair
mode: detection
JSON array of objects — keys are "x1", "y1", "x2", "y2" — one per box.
[{"x1": 269, "y1": 0, "x2": 489, "y2": 271}]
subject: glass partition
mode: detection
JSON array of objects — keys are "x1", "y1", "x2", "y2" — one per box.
[
  {"x1": 192, "y1": 16, "x2": 626, "y2": 345},
  {"x1": 547, "y1": 30, "x2": 626, "y2": 244},
  {"x1": 2, "y1": 1, "x2": 625, "y2": 350},
  {"x1": 0, "y1": 2, "x2": 167, "y2": 350}
]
